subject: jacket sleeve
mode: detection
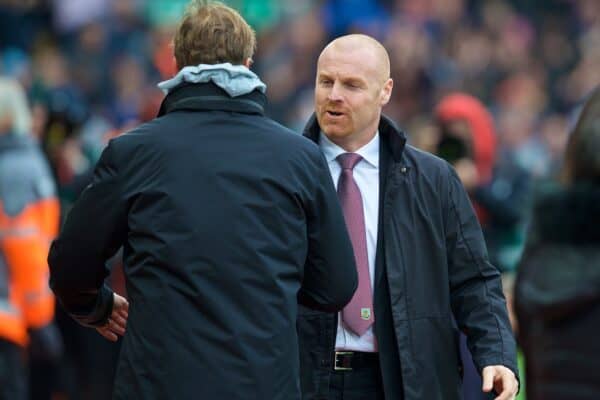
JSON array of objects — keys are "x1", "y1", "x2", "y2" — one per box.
[
  {"x1": 298, "y1": 153, "x2": 358, "y2": 312},
  {"x1": 48, "y1": 140, "x2": 127, "y2": 327},
  {"x1": 443, "y1": 164, "x2": 518, "y2": 376}
]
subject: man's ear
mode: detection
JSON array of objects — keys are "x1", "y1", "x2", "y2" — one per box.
[
  {"x1": 380, "y1": 78, "x2": 393, "y2": 106},
  {"x1": 244, "y1": 57, "x2": 253, "y2": 68}
]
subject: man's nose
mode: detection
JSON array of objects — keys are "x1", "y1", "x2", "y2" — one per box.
[{"x1": 327, "y1": 82, "x2": 343, "y2": 102}]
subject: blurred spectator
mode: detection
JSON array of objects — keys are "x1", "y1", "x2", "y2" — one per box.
[
  {"x1": 0, "y1": 77, "x2": 62, "y2": 400},
  {"x1": 514, "y1": 86, "x2": 600, "y2": 400},
  {"x1": 435, "y1": 93, "x2": 530, "y2": 400},
  {"x1": 51, "y1": 0, "x2": 109, "y2": 34},
  {"x1": 436, "y1": 93, "x2": 530, "y2": 273},
  {"x1": 0, "y1": 1, "x2": 51, "y2": 52}
]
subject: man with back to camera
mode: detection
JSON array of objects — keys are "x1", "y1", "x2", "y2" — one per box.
[
  {"x1": 47, "y1": 2, "x2": 358, "y2": 399},
  {"x1": 298, "y1": 34, "x2": 519, "y2": 400}
]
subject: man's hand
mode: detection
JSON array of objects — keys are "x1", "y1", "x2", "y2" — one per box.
[
  {"x1": 96, "y1": 293, "x2": 129, "y2": 342},
  {"x1": 482, "y1": 365, "x2": 518, "y2": 400}
]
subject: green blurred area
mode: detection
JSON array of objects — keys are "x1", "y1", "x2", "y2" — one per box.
[
  {"x1": 145, "y1": 0, "x2": 287, "y2": 32},
  {"x1": 517, "y1": 350, "x2": 526, "y2": 400}
]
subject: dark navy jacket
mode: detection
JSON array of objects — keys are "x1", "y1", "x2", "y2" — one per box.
[
  {"x1": 515, "y1": 183, "x2": 600, "y2": 400},
  {"x1": 298, "y1": 115, "x2": 518, "y2": 400},
  {"x1": 48, "y1": 83, "x2": 358, "y2": 400}
]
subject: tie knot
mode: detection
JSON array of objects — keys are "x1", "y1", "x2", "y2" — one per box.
[{"x1": 337, "y1": 153, "x2": 362, "y2": 170}]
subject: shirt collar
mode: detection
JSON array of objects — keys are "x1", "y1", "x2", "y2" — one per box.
[{"x1": 318, "y1": 131, "x2": 379, "y2": 168}]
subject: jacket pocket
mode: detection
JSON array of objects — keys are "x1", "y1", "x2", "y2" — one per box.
[{"x1": 409, "y1": 316, "x2": 462, "y2": 400}]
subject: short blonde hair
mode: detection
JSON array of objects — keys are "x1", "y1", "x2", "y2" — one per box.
[{"x1": 173, "y1": 0, "x2": 256, "y2": 69}]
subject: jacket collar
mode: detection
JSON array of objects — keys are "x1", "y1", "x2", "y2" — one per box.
[
  {"x1": 157, "y1": 82, "x2": 266, "y2": 117},
  {"x1": 302, "y1": 113, "x2": 407, "y2": 162}
]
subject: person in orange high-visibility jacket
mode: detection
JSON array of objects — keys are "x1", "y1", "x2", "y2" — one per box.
[{"x1": 0, "y1": 78, "x2": 61, "y2": 400}]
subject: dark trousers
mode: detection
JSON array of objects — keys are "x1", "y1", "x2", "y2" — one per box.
[
  {"x1": 0, "y1": 338, "x2": 27, "y2": 400},
  {"x1": 328, "y1": 353, "x2": 385, "y2": 400}
]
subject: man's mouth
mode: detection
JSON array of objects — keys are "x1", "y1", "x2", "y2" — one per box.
[{"x1": 326, "y1": 111, "x2": 344, "y2": 117}]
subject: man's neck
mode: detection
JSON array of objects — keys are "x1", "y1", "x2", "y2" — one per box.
[{"x1": 329, "y1": 133, "x2": 377, "y2": 153}]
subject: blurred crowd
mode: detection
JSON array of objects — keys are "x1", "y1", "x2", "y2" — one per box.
[
  {"x1": 0, "y1": 0, "x2": 598, "y2": 399},
  {"x1": 1, "y1": 0, "x2": 598, "y2": 200}
]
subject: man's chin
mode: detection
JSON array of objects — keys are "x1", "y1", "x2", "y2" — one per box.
[{"x1": 321, "y1": 126, "x2": 351, "y2": 140}]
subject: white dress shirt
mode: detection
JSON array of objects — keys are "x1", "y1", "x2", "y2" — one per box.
[{"x1": 319, "y1": 132, "x2": 379, "y2": 352}]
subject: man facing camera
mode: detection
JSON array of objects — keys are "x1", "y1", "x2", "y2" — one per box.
[{"x1": 298, "y1": 34, "x2": 519, "y2": 400}]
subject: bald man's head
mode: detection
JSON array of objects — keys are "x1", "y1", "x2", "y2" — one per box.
[
  {"x1": 318, "y1": 34, "x2": 391, "y2": 84},
  {"x1": 314, "y1": 34, "x2": 394, "y2": 151}
]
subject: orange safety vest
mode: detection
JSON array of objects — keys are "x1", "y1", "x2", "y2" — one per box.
[{"x1": 0, "y1": 134, "x2": 59, "y2": 347}]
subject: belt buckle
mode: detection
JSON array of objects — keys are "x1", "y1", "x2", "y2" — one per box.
[{"x1": 334, "y1": 351, "x2": 353, "y2": 371}]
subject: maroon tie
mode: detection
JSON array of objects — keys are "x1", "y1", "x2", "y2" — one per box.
[{"x1": 336, "y1": 153, "x2": 374, "y2": 336}]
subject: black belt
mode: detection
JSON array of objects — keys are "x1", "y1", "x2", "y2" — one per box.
[{"x1": 333, "y1": 351, "x2": 379, "y2": 371}]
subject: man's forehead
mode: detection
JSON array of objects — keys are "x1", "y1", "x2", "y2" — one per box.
[
  {"x1": 318, "y1": 48, "x2": 382, "y2": 79},
  {"x1": 320, "y1": 43, "x2": 376, "y2": 61}
]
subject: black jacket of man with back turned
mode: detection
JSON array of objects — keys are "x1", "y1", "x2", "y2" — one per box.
[{"x1": 48, "y1": 83, "x2": 358, "y2": 400}]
